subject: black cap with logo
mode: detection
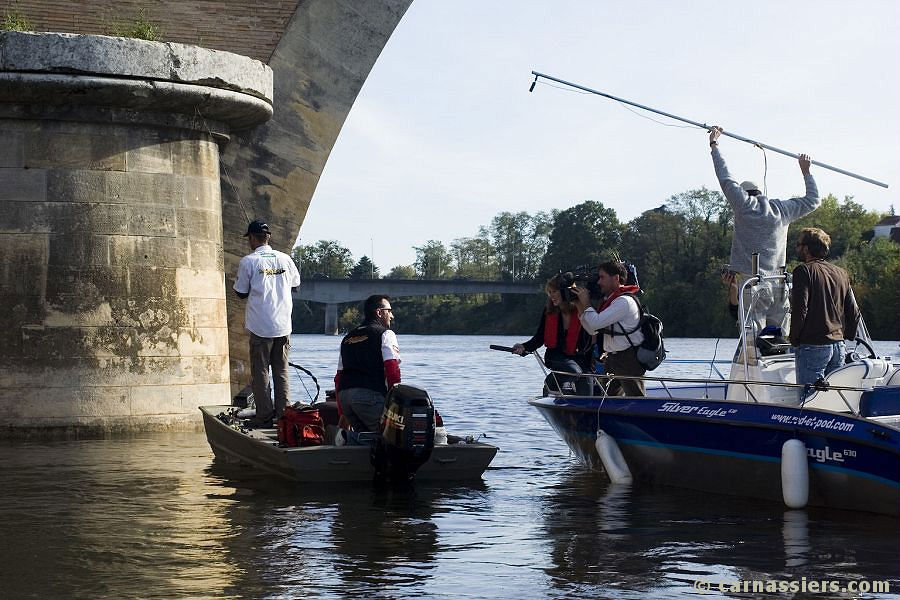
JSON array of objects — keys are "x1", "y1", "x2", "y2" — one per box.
[{"x1": 243, "y1": 220, "x2": 270, "y2": 237}]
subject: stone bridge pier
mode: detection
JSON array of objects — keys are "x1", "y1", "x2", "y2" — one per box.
[{"x1": 0, "y1": 32, "x2": 272, "y2": 433}]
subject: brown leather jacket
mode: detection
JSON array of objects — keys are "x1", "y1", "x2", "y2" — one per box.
[{"x1": 789, "y1": 259, "x2": 860, "y2": 346}]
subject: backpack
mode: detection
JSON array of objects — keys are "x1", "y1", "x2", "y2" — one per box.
[
  {"x1": 277, "y1": 404, "x2": 326, "y2": 447},
  {"x1": 614, "y1": 294, "x2": 667, "y2": 371}
]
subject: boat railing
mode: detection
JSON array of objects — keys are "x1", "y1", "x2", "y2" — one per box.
[{"x1": 534, "y1": 353, "x2": 873, "y2": 415}]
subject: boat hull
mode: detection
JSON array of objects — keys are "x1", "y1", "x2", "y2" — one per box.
[
  {"x1": 201, "y1": 406, "x2": 498, "y2": 483},
  {"x1": 530, "y1": 393, "x2": 900, "y2": 516}
]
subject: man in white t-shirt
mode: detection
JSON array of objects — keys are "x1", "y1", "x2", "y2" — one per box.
[
  {"x1": 233, "y1": 220, "x2": 301, "y2": 427},
  {"x1": 573, "y1": 260, "x2": 646, "y2": 397},
  {"x1": 334, "y1": 295, "x2": 401, "y2": 440}
]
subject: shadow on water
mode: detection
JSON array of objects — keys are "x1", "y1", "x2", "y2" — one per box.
[
  {"x1": 539, "y1": 469, "x2": 900, "y2": 598},
  {"x1": 204, "y1": 459, "x2": 492, "y2": 598}
]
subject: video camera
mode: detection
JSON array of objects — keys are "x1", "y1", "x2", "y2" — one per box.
[
  {"x1": 555, "y1": 265, "x2": 600, "y2": 303},
  {"x1": 555, "y1": 259, "x2": 640, "y2": 303}
]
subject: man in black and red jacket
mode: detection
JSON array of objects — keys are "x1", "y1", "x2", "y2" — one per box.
[{"x1": 334, "y1": 295, "x2": 401, "y2": 436}]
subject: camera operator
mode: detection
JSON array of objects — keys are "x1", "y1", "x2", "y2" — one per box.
[
  {"x1": 573, "y1": 261, "x2": 645, "y2": 397},
  {"x1": 512, "y1": 276, "x2": 593, "y2": 394}
]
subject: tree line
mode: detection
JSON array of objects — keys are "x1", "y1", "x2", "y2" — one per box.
[{"x1": 291, "y1": 190, "x2": 899, "y2": 339}]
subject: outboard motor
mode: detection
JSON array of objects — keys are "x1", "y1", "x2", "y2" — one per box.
[{"x1": 373, "y1": 383, "x2": 435, "y2": 483}]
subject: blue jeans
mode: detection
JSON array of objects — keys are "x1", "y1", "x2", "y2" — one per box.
[{"x1": 794, "y1": 341, "x2": 845, "y2": 399}]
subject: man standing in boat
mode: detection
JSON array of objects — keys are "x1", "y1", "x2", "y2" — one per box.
[
  {"x1": 573, "y1": 261, "x2": 645, "y2": 397},
  {"x1": 789, "y1": 227, "x2": 860, "y2": 397},
  {"x1": 233, "y1": 220, "x2": 302, "y2": 428},
  {"x1": 708, "y1": 126, "x2": 820, "y2": 332},
  {"x1": 334, "y1": 295, "x2": 401, "y2": 439}
]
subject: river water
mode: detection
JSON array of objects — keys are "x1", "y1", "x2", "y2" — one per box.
[{"x1": 2, "y1": 336, "x2": 899, "y2": 599}]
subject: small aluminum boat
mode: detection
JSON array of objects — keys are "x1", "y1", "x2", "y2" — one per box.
[{"x1": 201, "y1": 405, "x2": 498, "y2": 483}]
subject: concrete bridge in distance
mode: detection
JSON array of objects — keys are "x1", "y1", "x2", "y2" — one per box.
[{"x1": 296, "y1": 278, "x2": 542, "y2": 334}]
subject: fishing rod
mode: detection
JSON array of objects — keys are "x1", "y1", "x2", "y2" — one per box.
[{"x1": 529, "y1": 71, "x2": 889, "y2": 189}]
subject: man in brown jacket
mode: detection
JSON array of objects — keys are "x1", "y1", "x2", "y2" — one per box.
[{"x1": 789, "y1": 227, "x2": 860, "y2": 397}]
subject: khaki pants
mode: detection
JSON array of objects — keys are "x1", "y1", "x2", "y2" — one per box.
[{"x1": 250, "y1": 333, "x2": 290, "y2": 421}]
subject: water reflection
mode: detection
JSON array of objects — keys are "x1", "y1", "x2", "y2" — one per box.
[
  {"x1": 2, "y1": 336, "x2": 899, "y2": 598},
  {"x1": 540, "y1": 469, "x2": 900, "y2": 597},
  {"x1": 206, "y1": 458, "x2": 493, "y2": 597}
]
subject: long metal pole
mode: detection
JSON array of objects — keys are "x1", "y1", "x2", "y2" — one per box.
[{"x1": 531, "y1": 71, "x2": 889, "y2": 189}]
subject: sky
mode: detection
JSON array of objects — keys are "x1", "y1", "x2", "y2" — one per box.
[{"x1": 299, "y1": 0, "x2": 900, "y2": 272}]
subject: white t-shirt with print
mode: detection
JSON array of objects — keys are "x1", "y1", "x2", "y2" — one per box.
[{"x1": 233, "y1": 245, "x2": 301, "y2": 338}]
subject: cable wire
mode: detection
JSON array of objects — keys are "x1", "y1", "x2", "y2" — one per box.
[{"x1": 194, "y1": 107, "x2": 252, "y2": 225}]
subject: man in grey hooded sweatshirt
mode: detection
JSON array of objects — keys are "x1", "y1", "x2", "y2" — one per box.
[{"x1": 709, "y1": 126, "x2": 820, "y2": 334}]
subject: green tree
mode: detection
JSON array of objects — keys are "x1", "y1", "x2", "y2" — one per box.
[
  {"x1": 788, "y1": 194, "x2": 881, "y2": 259},
  {"x1": 621, "y1": 189, "x2": 733, "y2": 336},
  {"x1": 540, "y1": 201, "x2": 621, "y2": 278},
  {"x1": 339, "y1": 306, "x2": 361, "y2": 331},
  {"x1": 349, "y1": 255, "x2": 379, "y2": 279},
  {"x1": 386, "y1": 265, "x2": 417, "y2": 279},
  {"x1": 451, "y1": 235, "x2": 498, "y2": 279},
  {"x1": 838, "y1": 238, "x2": 900, "y2": 339},
  {"x1": 414, "y1": 240, "x2": 454, "y2": 279},
  {"x1": 292, "y1": 240, "x2": 353, "y2": 278}
]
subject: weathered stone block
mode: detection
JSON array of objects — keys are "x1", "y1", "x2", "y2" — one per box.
[
  {"x1": 45, "y1": 265, "x2": 129, "y2": 304},
  {"x1": 125, "y1": 132, "x2": 174, "y2": 174},
  {"x1": 0, "y1": 261, "x2": 46, "y2": 296},
  {"x1": 177, "y1": 326, "x2": 229, "y2": 357},
  {"x1": 171, "y1": 137, "x2": 218, "y2": 177},
  {"x1": 108, "y1": 171, "x2": 184, "y2": 206},
  {"x1": 49, "y1": 202, "x2": 129, "y2": 235},
  {"x1": 0, "y1": 130, "x2": 23, "y2": 167},
  {"x1": 42, "y1": 300, "x2": 115, "y2": 328},
  {"x1": 181, "y1": 382, "x2": 230, "y2": 411},
  {"x1": 188, "y1": 240, "x2": 224, "y2": 270},
  {"x1": 48, "y1": 234, "x2": 110, "y2": 266},
  {"x1": 178, "y1": 208, "x2": 221, "y2": 243},
  {"x1": 47, "y1": 170, "x2": 182, "y2": 207},
  {"x1": 20, "y1": 325, "x2": 137, "y2": 359},
  {"x1": 126, "y1": 205, "x2": 177, "y2": 237},
  {"x1": 0, "y1": 295, "x2": 45, "y2": 357},
  {"x1": 183, "y1": 298, "x2": 227, "y2": 329},
  {"x1": 0, "y1": 169, "x2": 47, "y2": 203},
  {"x1": 25, "y1": 131, "x2": 126, "y2": 171},
  {"x1": 189, "y1": 355, "x2": 230, "y2": 384},
  {"x1": 183, "y1": 176, "x2": 221, "y2": 211},
  {"x1": 126, "y1": 265, "x2": 178, "y2": 298},
  {"x1": 109, "y1": 235, "x2": 189, "y2": 267},
  {"x1": 8, "y1": 387, "x2": 131, "y2": 419},
  {"x1": 45, "y1": 169, "x2": 107, "y2": 204},
  {"x1": 176, "y1": 268, "x2": 225, "y2": 299},
  {"x1": 130, "y1": 385, "x2": 184, "y2": 415}
]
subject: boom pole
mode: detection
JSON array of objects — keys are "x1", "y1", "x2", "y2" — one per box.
[{"x1": 530, "y1": 71, "x2": 889, "y2": 189}]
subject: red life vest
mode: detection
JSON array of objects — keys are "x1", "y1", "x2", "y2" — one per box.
[
  {"x1": 597, "y1": 285, "x2": 641, "y2": 312},
  {"x1": 544, "y1": 312, "x2": 582, "y2": 355}
]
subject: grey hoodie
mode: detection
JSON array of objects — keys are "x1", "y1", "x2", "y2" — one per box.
[{"x1": 712, "y1": 146, "x2": 820, "y2": 275}]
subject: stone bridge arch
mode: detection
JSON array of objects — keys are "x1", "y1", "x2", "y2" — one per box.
[{"x1": 1, "y1": 0, "x2": 414, "y2": 429}]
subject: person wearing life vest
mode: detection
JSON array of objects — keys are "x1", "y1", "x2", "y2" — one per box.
[
  {"x1": 573, "y1": 260, "x2": 645, "y2": 397},
  {"x1": 334, "y1": 295, "x2": 401, "y2": 438},
  {"x1": 513, "y1": 276, "x2": 593, "y2": 392}
]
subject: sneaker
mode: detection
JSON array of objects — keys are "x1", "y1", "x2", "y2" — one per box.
[{"x1": 334, "y1": 429, "x2": 347, "y2": 446}]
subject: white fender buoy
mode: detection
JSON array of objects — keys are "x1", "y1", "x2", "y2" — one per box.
[
  {"x1": 781, "y1": 439, "x2": 809, "y2": 509},
  {"x1": 595, "y1": 430, "x2": 633, "y2": 484}
]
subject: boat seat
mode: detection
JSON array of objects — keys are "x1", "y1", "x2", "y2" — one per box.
[
  {"x1": 859, "y1": 386, "x2": 900, "y2": 417},
  {"x1": 803, "y1": 358, "x2": 892, "y2": 413}
]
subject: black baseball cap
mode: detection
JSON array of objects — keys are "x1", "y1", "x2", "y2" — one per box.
[{"x1": 243, "y1": 220, "x2": 270, "y2": 237}]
